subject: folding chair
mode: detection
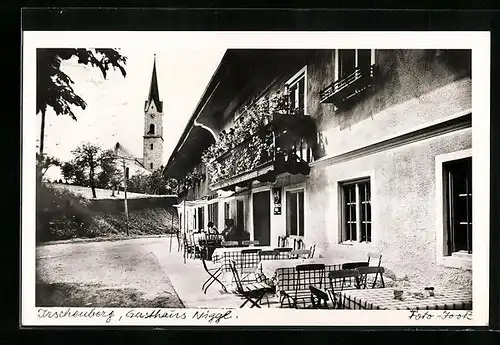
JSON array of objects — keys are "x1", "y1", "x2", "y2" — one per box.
[
  {"x1": 183, "y1": 234, "x2": 195, "y2": 259},
  {"x1": 367, "y1": 252, "x2": 382, "y2": 267},
  {"x1": 277, "y1": 236, "x2": 288, "y2": 248},
  {"x1": 341, "y1": 262, "x2": 369, "y2": 288},
  {"x1": 290, "y1": 249, "x2": 311, "y2": 259},
  {"x1": 294, "y1": 238, "x2": 306, "y2": 250},
  {"x1": 308, "y1": 244, "x2": 316, "y2": 259},
  {"x1": 356, "y1": 266, "x2": 386, "y2": 289},
  {"x1": 239, "y1": 248, "x2": 262, "y2": 282},
  {"x1": 274, "y1": 247, "x2": 293, "y2": 259},
  {"x1": 242, "y1": 240, "x2": 260, "y2": 247},
  {"x1": 327, "y1": 269, "x2": 361, "y2": 309},
  {"x1": 229, "y1": 260, "x2": 275, "y2": 308},
  {"x1": 309, "y1": 284, "x2": 329, "y2": 309},
  {"x1": 221, "y1": 241, "x2": 239, "y2": 247},
  {"x1": 292, "y1": 264, "x2": 325, "y2": 308},
  {"x1": 201, "y1": 257, "x2": 227, "y2": 294}
]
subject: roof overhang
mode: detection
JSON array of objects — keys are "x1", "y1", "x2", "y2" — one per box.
[{"x1": 163, "y1": 49, "x2": 313, "y2": 179}]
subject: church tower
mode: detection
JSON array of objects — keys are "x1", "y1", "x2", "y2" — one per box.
[{"x1": 143, "y1": 55, "x2": 164, "y2": 172}]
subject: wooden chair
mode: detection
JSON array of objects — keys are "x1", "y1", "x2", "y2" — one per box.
[
  {"x1": 183, "y1": 234, "x2": 195, "y2": 259},
  {"x1": 309, "y1": 284, "x2": 330, "y2": 309},
  {"x1": 277, "y1": 236, "x2": 288, "y2": 248},
  {"x1": 294, "y1": 238, "x2": 306, "y2": 250},
  {"x1": 341, "y1": 262, "x2": 369, "y2": 288},
  {"x1": 293, "y1": 264, "x2": 325, "y2": 308},
  {"x1": 228, "y1": 260, "x2": 275, "y2": 308},
  {"x1": 356, "y1": 266, "x2": 386, "y2": 289},
  {"x1": 308, "y1": 244, "x2": 316, "y2": 259},
  {"x1": 239, "y1": 248, "x2": 262, "y2": 281},
  {"x1": 201, "y1": 257, "x2": 227, "y2": 294},
  {"x1": 242, "y1": 240, "x2": 260, "y2": 247},
  {"x1": 279, "y1": 263, "x2": 325, "y2": 308},
  {"x1": 221, "y1": 241, "x2": 239, "y2": 247},
  {"x1": 327, "y1": 269, "x2": 361, "y2": 309},
  {"x1": 368, "y1": 252, "x2": 382, "y2": 267}
]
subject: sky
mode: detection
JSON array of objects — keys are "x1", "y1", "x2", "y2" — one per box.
[{"x1": 37, "y1": 46, "x2": 225, "y2": 180}]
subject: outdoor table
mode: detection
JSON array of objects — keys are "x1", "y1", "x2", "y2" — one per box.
[
  {"x1": 257, "y1": 258, "x2": 344, "y2": 295},
  {"x1": 212, "y1": 246, "x2": 275, "y2": 266},
  {"x1": 336, "y1": 287, "x2": 472, "y2": 310},
  {"x1": 211, "y1": 246, "x2": 275, "y2": 285}
]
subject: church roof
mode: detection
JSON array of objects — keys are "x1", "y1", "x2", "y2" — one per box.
[
  {"x1": 145, "y1": 55, "x2": 163, "y2": 113},
  {"x1": 113, "y1": 142, "x2": 148, "y2": 171}
]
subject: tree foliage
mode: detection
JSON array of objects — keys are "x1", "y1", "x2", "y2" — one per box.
[
  {"x1": 127, "y1": 166, "x2": 177, "y2": 195},
  {"x1": 36, "y1": 48, "x2": 127, "y2": 120},
  {"x1": 71, "y1": 142, "x2": 101, "y2": 198},
  {"x1": 96, "y1": 149, "x2": 121, "y2": 189},
  {"x1": 36, "y1": 153, "x2": 61, "y2": 179}
]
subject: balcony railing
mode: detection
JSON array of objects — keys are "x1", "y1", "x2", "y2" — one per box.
[
  {"x1": 320, "y1": 64, "x2": 377, "y2": 106},
  {"x1": 207, "y1": 114, "x2": 316, "y2": 190}
]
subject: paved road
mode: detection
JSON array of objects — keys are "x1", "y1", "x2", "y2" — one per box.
[{"x1": 36, "y1": 237, "x2": 184, "y2": 307}]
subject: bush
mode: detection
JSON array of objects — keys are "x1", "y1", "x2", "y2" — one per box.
[{"x1": 36, "y1": 183, "x2": 96, "y2": 243}]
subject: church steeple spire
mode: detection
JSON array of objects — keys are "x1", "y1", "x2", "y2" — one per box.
[{"x1": 146, "y1": 54, "x2": 162, "y2": 112}]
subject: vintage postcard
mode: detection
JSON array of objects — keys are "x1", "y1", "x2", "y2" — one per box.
[{"x1": 21, "y1": 31, "x2": 490, "y2": 327}]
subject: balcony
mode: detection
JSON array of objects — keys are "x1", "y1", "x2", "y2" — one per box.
[
  {"x1": 205, "y1": 114, "x2": 316, "y2": 191},
  {"x1": 320, "y1": 64, "x2": 377, "y2": 106}
]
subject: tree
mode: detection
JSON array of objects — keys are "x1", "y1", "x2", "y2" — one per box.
[
  {"x1": 36, "y1": 153, "x2": 61, "y2": 180},
  {"x1": 61, "y1": 161, "x2": 86, "y2": 185},
  {"x1": 96, "y1": 149, "x2": 118, "y2": 188},
  {"x1": 36, "y1": 48, "x2": 127, "y2": 178},
  {"x1": 72, "y1": 142, "x2": 101, "y2": 198},
  {"x1": 96, "y1": 149, "x2": 123, "y2": 196}
]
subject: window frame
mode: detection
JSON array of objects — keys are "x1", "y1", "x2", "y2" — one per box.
[
  {"x1": 334, "y1": 49, "x2": 376, "y2": 83},
  {"x1": 285, "y1": 66, "x2": 308, "y2": 115},
  {"x1": 208, "y1": 201, "x2": 219, "y2": 230},
  {"x1": 435, "y1": 149, "x2": 472, "y2": 270},
  {"x1": 339, "y1": 178, "x2": 372, "y2": 244},
  {"x1": 284, "y1": 184, "x2": 306, "y2": 239}
]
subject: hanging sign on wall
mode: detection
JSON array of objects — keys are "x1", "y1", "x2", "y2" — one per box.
[{"x1": 273, "y1": 187, "x2": 282, "y2": 215}]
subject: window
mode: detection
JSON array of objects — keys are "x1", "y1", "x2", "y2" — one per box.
[
  {"x1": 150, "y1": 144, "x2": 154, "y2": 150},
  {"x1": 148, "y1": 124, "x2": 155, "y2": 135},
  {"x1": 198, "y1": 207, "x2": 205, "y2": 230},
  {"x1": 224, "y1": 202, "x2": 230, "y2": 221},
  {"x1": 286, "y1": 189, "x2": 304, "y2": 236},
  {"x1": 125, "y1": 167, "x2": 129, "y2": 180},
  {"x1": 208, "y1": 202, "x2": 219, "y2": 228},
  {"x1": 337, "y1": 49, "x2": 373, "y2": 80},
  {"x1": 150, "y1": 163, "x2": 153, "y2": 169},
  {"x1": 444, "y1": 157, "x2": 472, "y2": 255},
  {"x1": 340, "y1": 179, "x2": 371, "y2": 243},
  {"x1": 286, "y1": 67, "x2": 307, "y2": 115}
]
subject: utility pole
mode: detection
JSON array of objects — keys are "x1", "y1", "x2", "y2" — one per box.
[{"x1": 122, "y1": 158, "x2": 130, "y2": 236}]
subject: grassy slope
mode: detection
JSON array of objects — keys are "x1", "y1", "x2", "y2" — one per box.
[{"x1": 39, "y1": 183, "x2": 179, "y2": 243}]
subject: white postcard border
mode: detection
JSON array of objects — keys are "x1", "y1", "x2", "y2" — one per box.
[{"x1": 21, "y1": 31, "x2": 490, "y2": 327}]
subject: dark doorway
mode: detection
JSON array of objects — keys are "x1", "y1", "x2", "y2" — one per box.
[{"x1": 253, "y1": 191, "x2": 271, "y2": 246}]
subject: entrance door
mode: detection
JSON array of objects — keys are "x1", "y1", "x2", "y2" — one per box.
[{"x1": 253, "y1": 191, "x2": 271, "y2": 246}]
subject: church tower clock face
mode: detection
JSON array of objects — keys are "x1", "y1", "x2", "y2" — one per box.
[{"x1": 143, "y1": 54, "x2": 164, "y2": 173}]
